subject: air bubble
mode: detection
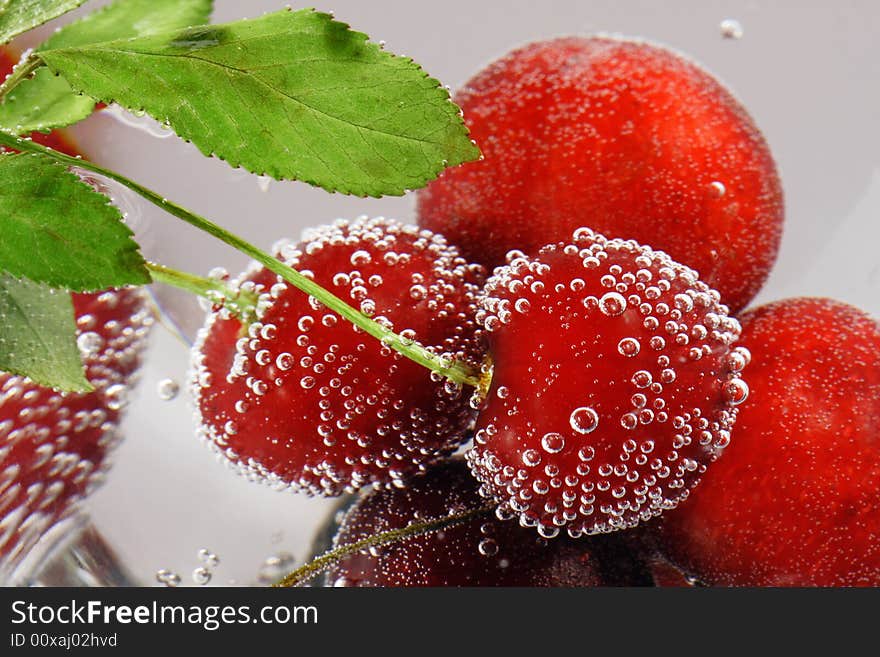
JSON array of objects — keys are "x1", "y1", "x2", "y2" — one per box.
[
  {"x1": 617, "y1": 337, "x2": 640, "y2": 357},
  {"x1": 578, "y1": 446, "x2": 595, "y2": 462},
  {"x1": 569, "y1": 407, "x2": 599, "y2": 434},
  {"x1": 76, "y1": 332, "x2": 103, "y2": 356},
  {"x1": 104, "y1": 384, "x2": 128, "y2": 411},
  {"x1": 727, "y1": 347, "x2": 750, "y2": 372},
  {"x1": 709, "y1": 181, "x2": 726, "y2": 198},
  {"x1": 198, "y1": 548, "x2": 220, "y2": 567},
  {"x1": 598, "y1": 292, "x2": 627, "y2": 316},
  {"x1": 674, "y1": 294, "x2": 694, "y2": 313},
  {"x1": 155, "y1": 569, "x2": 181, "y2": 587},
  {"x1": 192, "y1": 567, "x2": 212, "y2": 585},
  {"x1": 275, "y1": 353, "x2": 294, "y2": 371},
  {"x1": 350, "y1": 250, "x2": 372, "y2": 266},
  {"x1": 631, "y1": 371, "x2": 652, "y2": 388},
  {"x1": 723, "y1": 378, "x2": 749, "y2": 406},
  {"x1": 541, "y1": 432, "x2": 565, "y2": 453},
  {"x1": 720, "y1": 18, "x2": 744, "y2": 39},
  {"x1": 156, "y1": 378, "x2": 179, "y2": 401}
]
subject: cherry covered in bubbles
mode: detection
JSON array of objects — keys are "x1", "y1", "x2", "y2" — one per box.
[
  {"x1": 0, "y1": 288, "x2": 153, "y2": 574},
  {"x1": 467, "y1": 227, "x2": 749, "y2": 539},
  {"x1": 418, "y1": 36, "x2": 784, "y2": 313},
  {"x1": 327, "y1": 458, "x2": 653, "y2": 586},
  {"x1": 191, "y1": 217, "x2": 486, "y2": 496}
]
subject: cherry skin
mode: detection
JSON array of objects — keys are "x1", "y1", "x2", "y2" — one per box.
[
  {"x1": 467, "y1": 227, "x2": 748, "y2": 538},
  {"x1": 654, "y1": 298, "x2": 880, "y2": 586},
  {"x1": 327, "y1": 459, "x2": 653, "y2": 586},
  {"x1": 0, "y1": 288, "x2": 153, "y2": 571},
  {"x1": 191, "y1": 217, "x2": 486, "y2": 496},
  {"x1": 418, "y1": 36, "x2": 784, "y2": 313}
]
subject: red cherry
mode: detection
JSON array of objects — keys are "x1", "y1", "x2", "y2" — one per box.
[
  {"x1": 0, "y1": 288, "x2": 153, "y2": 574},
  {"x1": 191, "y1": 217, "x2": 486, "y2": 496},
  {"x1": 654, "y1": 298, "x2": 880, "y2": 586},
  {"x1": 327, "y1": 458, "x2": 652, "y2": 586},
  {"x1": 0, "y1": 47, "x2": 86, "y2": 157},
  {"x1": 467, "y1": 227, "x2": 748, "y2": 538},
  {"x1": 418, "y1": 36, "x2": 783, "y2": 313}
]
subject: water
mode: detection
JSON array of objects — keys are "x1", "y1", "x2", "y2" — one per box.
[{"x1": 4, "y1": 0, "x2": 879, "y2": 586}]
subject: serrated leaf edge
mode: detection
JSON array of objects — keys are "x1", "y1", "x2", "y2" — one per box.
[
  {"x1": 0, "y1": 151, "x2": 151, "y2": 291},
  {"x1": 0, "y1": 273, "x2": 92, "y2": 392},
  {"x1": 37, "y1": 8, "x2": 481, "y2": 197}
]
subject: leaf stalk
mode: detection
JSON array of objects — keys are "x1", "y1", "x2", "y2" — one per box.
[
  {"x1": 145, "y1": 261, "x2": 258, "y2": 324},
  {"x1": 274, "y1": 505, "x2": 494, "y2": 587},
  {"x1": 0, "y1": 130, "x2": 483, "y2": 388},
  {"x1": 0, "y1": 53, "x2": 43, "y2": 102}
]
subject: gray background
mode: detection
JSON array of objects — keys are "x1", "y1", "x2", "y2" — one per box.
[{"x1": 26, "y1": 0, "x2": 879, "y2": 584}]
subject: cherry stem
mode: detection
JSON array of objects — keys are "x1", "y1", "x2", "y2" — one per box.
[
  {"x1": 0, "y1": 130, "x2": 483, "y2": 389},
  {"x1": 145, "y1": 261, "x2": 258, "y2": 324},
  {"x1": 0, "y1": 53, "x2": 41, "y2": 102},
  {"x1": 274, "y1": 506, "x2": 494, "y2": 587}
]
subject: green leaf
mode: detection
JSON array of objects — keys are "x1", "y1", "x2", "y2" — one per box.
[
  {"x1": 0, "y1": 273, "x2": 90, "y2": 391},
  {"x1": 0, "y1": 152, "x2": 150, "y2": 291},
  {"x1": 0, "y1": 69, "x2": 94, "y2": 134},
  {"x1": 0, "y1": 0, "x2": 87, "y2": 45},
  {"x1": 0, "y1": 0, "x2": 214, "y2": 134},
  {"x1": 37, "y1": 8, "x2": 481, "y2": 197},
  {"x1": 42, "y1": 0, "x2": 213, "y2": 49}
]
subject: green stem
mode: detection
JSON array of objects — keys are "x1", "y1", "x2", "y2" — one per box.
[
  {"x1": 145, "y1": 261, "x2": 258, "y2": 323},
  {"x1": 0, "y1": 130, "x2": 482, "y2": 388},
  {"x1": 274, "y1": 506, "x2": 494, "y2": 587},
  {"x1": 0, "y1": 54, "x2": 43, "y2": 101}
]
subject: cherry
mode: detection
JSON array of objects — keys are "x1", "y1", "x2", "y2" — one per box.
[
  {"x1": 0, "y1": 288, "x2": 153, "y2": 572},
  {"x1": 191, "y1": 217, "x2": 486, "y2": 496},
  {"x1": 418, "y1": 36, "x2": 783, "y2": 313},
  {"x1": 327, "y1": 458, "x2": 653, "y2": 586},
  {"x1": 654, "y1": 298, "x2": 880, "y2": 586},
  {"x1": 467, "y1": 227, "x2": 748, "y2": 538}
]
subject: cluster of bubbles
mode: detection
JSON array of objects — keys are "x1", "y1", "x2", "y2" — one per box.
[
  {"x1": 155, "y1": 568, "x2": 182, "y2": 587},
  {"x1": 155, "y1": 547, "x2": 220, "y2": 587},
  {"x1": 189, "y1": 217, "x2": 486, "y2": 497},
  {"x1": 468, "y1": 227, "x2": 748, "y2": 538},
  {"x1": 0, "y1": 289, "x2": 153, "y2": 579}
]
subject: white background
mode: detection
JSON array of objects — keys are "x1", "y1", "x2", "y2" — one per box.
[{"x1": 22, "y1": 0, "x2": 879, "y2": 585}]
